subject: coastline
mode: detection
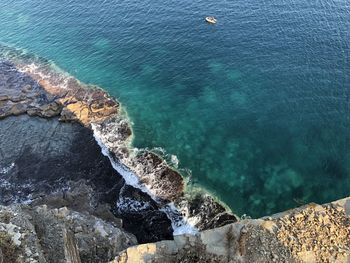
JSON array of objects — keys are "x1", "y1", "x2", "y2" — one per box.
[
  {"x1": 2, "y1": 44, "x2": 350, "y2": 263},
  {"x1": 0, "y1": 44, "x2": 237, "y2": 236}
]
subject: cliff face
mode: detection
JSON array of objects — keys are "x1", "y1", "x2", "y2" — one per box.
[
  {"x1": 0, "y1": 114, "x2": 174, "y2": 242},
  {"x1": 111, "y1": 198, "x2": 350, "y2": 263},
  {"x1": 0, "y1": 205, "x2": 137, "y2": 263}
]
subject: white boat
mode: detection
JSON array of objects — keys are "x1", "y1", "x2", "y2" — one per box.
[{"x1": 205, "y1": 16, "x2": 217, "y2": 24}]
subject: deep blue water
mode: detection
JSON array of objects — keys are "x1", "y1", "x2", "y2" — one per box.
[{"x1": 1, "y1": 0, "x2": 350, "y2": 217}]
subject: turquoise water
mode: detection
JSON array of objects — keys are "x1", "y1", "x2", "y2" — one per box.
[{"x1": 1, "y1": 0, "x2": 350, "y2": 217}]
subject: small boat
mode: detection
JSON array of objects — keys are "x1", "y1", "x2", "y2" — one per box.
[{"x1": 205, "y1": 16, "x2": 217, "y2": 24}]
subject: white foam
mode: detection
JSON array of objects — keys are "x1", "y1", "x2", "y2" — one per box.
[
  {"x1": 92, "y1": 124, "x2": 143, "y2": 189},
  {"x1": 160, "y1": 203, "x2": 198, "y2": 235},
  {"x1": 92, "y1": 123, "x2": 198, "y2": 236},
  {"x1": 0, "y1": 163, "x2": 15, "y2": 174},
  {"x1": 149, "y1": 147, "x2": 180, "y2": 169},
  {"x1": 170, "y1": 155, "x2": 179, "y2": 169},
  {"x1": 18, "y1": 62, "x2": 71, "y2": 90},
  {"x1": 116, "y1": 197, "x2": 152, "y2": 213}
]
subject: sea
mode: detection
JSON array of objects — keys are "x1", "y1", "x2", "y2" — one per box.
[{"x1": 1, "y1": 0, "x2": 350, "y2": 217}]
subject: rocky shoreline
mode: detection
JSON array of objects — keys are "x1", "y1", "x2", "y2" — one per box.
[
  {"x1": 1, "y1": 47, "x2": 350, "y2": 263},
  {"x1": 0, "y1": 46, "x2": 236, "y2": 261},
  {"x1": 0, "y1": 45, "x2": 237, "y2": 227}
]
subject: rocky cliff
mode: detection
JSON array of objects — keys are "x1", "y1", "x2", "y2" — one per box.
[
  {"x1": 0, "y1": 205, "x2": 136, "y2": 263},
  {"x1": 111, "y1": 198, "x2": 350, "y2": 263}
]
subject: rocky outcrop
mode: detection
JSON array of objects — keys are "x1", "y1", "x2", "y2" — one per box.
[
  {"x1": 0, "y1": 204, "x2": 137, "y2": 263},
  {"x1": 0, "y1": 46, "x2": 236, "y2": 252},
  {"x1": 0, "y1": 114, "x2": 120, "y2": 206},
  {"x1": 91, "y1": 115, "x2": 184, "y2": 202},
  {"x1": 111, "y1": 198, "x2": 350, "y2": 263},
  {"x1": 0, "y1": 114, "x2": 173, "y2": 243},
  {"x1": 0, "y1": 46, "x2": 237, "y2": 235},
  {"x1": 174, "y1": 192, "x2": 239, "y2": 231},
  {"x1": 0, "y1": 60, "x2": 118, "y2": 124},
  {"x1": 91, "y1": 104, "x2": 238, "y2": 231}
]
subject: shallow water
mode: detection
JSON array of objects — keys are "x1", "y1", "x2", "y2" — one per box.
[{"x1": 1, "y1": 0, "x2": 350, "y2": 217}]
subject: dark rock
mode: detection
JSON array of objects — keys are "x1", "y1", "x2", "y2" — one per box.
[
  {"x1": 0, "y1": 205, "x2": 138, "y2": 263},
  {"x1": 0, "y1": 55, "x2": 238, "y2": 248},
  {"x1": 175, "y1": 193, "x2": 238, "y2": 230},
  {"x1": 113, "y1": 184, "x2": 173, "y2": 243},
  {"x1": 0, "y1": 115, "x2": 173, "y2": 243},
  {"x1": 0, "y1": 115, "x2": 120, "y2": 206}
]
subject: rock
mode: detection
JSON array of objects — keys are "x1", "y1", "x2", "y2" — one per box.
[
  {"x1": 0, "y1": 52, "x2": 238, "y2": 241},
  {"x1": 0, "y1": 114, "x2": 174, "y2": 243},
  {"x1": 0, "y1": 61, "x2": 118, "y2": 126},
  {"x1": 174, "y1": 192, "x2": 238, "y2": 231},
  {"x1": 0, "y1": 205, "x2": 137, "y2": 263},
  {"x1": 112, "y1": 197, "x2": 350, "y2": 263},
  {"x1": 0, "y1": 50, "x2": 236, "y2": 260}
]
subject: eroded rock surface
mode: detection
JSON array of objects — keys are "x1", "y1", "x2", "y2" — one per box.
[
  {"x1": 0, "y1": 204, "x2": 137, "y2": 263},
  {"x1": 0, "y1": 115, "x2": 120, "y2": 206},
  {"x1": 274, "y1": 200, "x2": 350, "y2": 262},
  {"x1": 111, "y1": 198, "x2": 350, "y2": 263},
  {"x1": 0, "y1": 114, "x2": 173, "y2": 243},
  {"x1": 0, "y1": 60, "x2": 118, "y2": 125}
]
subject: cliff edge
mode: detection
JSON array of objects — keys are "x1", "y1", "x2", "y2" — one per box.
[{"x1": 111, "y1": 198, "x2": 350, "y2": 263}]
